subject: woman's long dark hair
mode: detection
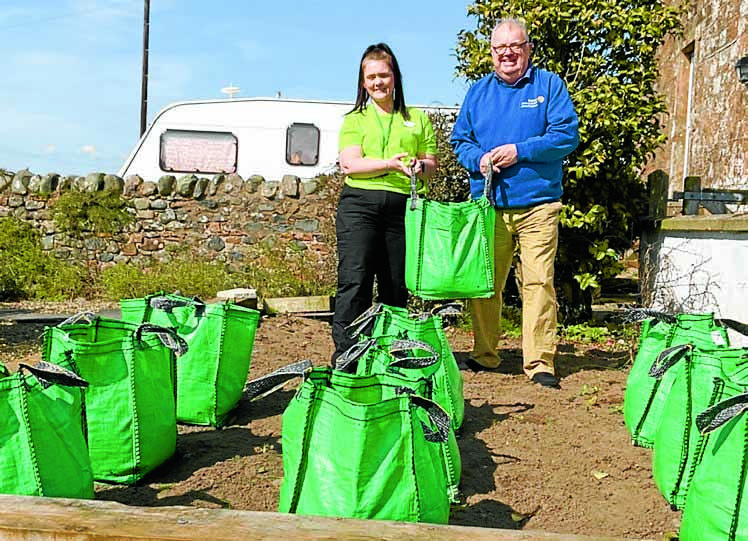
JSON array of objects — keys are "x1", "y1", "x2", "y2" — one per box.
[{"x1": 349, "y1": 43, "x2": 409, "y2": 120}]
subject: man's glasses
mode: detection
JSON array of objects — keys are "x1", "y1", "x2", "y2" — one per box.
[{"x1": 491, "y1": 41, "x2": 529, "y2": 55}]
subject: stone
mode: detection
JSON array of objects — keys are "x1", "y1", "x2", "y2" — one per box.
[
  {"x1": 280, "y1": 174, "x2": 300, "y2": 198},
  {"x1": 301, "y1": 179, "x2": 319, "y2": 196},
  {"x1": 38, "y1": 173, "x2": 60, "y2": 195},
  {"x1": 208, "y1": 175, "x2": 223, "y2": 196},
  {"x1": 141, "y1": 181, "x2": 158, "y2": 196},
  {"x1": 58, "y1": 176, "x2": 76, "y2": 192},
  {"x1": 207, "y1": 236, "x2": 226, "y2": 252},
  {"x1": 194, "y1": 177, "x2": 209, "y2": 199},
  {"x1": 177, "y1": 174, "x2": 198, "y2": 197},
  {"x1": 261, "y1": 181, "x2": 280, "y2": 199},
  {"x1": 84, "y1": 172, "x2": 105, "y2": 192},
  {"x1": 41, "y1": 235, "x2": 55, "y2": 250},
  {"x1": 28, "y1": 175, "x2": 43, "y2": 193},
  {"x1": 24, "y1": 200, "x2": 44, "y2": 211},
  {"x1": 85, "y1": 237, "x2": 108, "y2": 251},
  {"x1": 151, "y1": 199, "x2": 168, "y2": 210},
  {"x1": 141, "y1": 238, "x2": 162, "y2": 251},
  {"x1": 11, "y1": 169, "x2": 32, "y2": 195},
  {"x1": 244, "y1": 175, "x2": 264, "y2": 194},
  {"x1": 157, "y1": 175, "x2": 176, "y2": 196},
  {"x1": 159, "y1": 208, "x2": 177, "y2": 224},
  {"x1": 294, "y1": 218, "x2": 320, "y2": 233},
  {"x1": 0, "y1": 171, "x2": 11, "y2": 192},
  {"x1": 124, "y1": 175, "x2": 143, "y2": 196},
  {"x1": 103, "y1": 174, "x2": 124, "y2": 193},
  {"x1": 198, "y1": 200, "x2": 218, "y2": 210},
  {"x1": 133, "y1": 198, "x2": 151, "y2": 210}
]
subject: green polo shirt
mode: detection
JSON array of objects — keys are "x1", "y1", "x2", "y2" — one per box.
[{"x1": 338, "y1": 105, "x2": 437, "y2": 194}]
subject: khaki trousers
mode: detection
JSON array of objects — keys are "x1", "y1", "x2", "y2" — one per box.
[{"x1": 470, "y1": 201, "x2": 562, "y2": 377}]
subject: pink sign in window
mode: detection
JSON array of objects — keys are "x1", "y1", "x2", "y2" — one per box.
[{"x1": 160, "y1": 130, "x2": 238, "y2": 174}]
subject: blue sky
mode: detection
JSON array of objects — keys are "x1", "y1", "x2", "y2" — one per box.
[{"x1": 0, "y1": 0, "x2": 475, "y2": 176}]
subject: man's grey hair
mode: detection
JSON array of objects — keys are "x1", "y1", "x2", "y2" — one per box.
[{"x1": 492, "y1": 18, "x2": 529, "y2": 41}]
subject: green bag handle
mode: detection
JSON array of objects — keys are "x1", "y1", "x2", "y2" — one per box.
[
  {"x1": 18, "y1": 361, "x2": 89, "y2": 389},
  {"x1": 135, "y1": 323, "x2": 189, "y2": 356},
  {"x1": 345, "y1": 304, "x2": 386, "y2": 340},
  {"x1": 407, "y1": 392, "x2": 452, "y2": 444},
  {"x1": 334, "y1": 337, "x2": 438, "y2": 373},
  {"x1": 696, "y1": 392, "x2": 748, "y2": 434},
  {"x1": 388, "y1": 339, "x2": 439, "y2": 369},
  {"x1": 243, "y1": 359, "x2": 314, "y2": 402},
  {"x1": 408, "y1": 163, "x2": 493, "y2": 211},
  {"x1": 345, "y1": 302, "x2": 455, "y2": 341},
  {"x1": 648, "y1": 343, "x2": 692, "y2": 379},
  {"x1": 715, "y1": 318, "x2": 748, "y2": 338},
  {"x1": 430, "y1": 302, "x2": 463, "y2": 317},
  {"x1": 57, "y1": 311, "x2": 97, "y2": 327},
  {"x1": 334, "y1": 338, "x2": 378, "y2": 373},
  {"x1": 149, "y1": 294, "x2": 207, "y2": 317},
  {"x1": 622, "y1": 308, "x2": 678, "y2": 325}
]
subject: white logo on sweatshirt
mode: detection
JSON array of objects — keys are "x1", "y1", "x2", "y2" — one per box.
[{"x1": 521, "y1": 95, "x2": 545, "y2": 108}]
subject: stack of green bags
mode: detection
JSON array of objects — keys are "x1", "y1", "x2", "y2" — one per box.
[{"x1": 623, "y1": 309, "x2": 748, "y2": 539}]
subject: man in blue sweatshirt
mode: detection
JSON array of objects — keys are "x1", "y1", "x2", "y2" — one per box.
[{"x1": 451, "y1": 17, "x2": 579, "y2": 389}]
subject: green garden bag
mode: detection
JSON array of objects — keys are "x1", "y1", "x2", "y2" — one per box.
[
  {"x1": 43, "y1": 314, "x2": 186, "y2": 484},
  {"x1": 650, "y1": 343, "x2": 748, "y2": 509},
  {"x1": 346, "y1": 303, "x2": 464, "y2": 430},
  {"x1": 404, "y1": 169, "x2": 495, "y2": 300},
  {"x1": 680, "y1": 392, "x2": 748, "y2": 541},
  {"x1": 0, "y1": 360, "x2": 93, "y2": 498},
  {"x1": 245, "y1": 363, "x2": 460, "y2": 523},
  {"x1": 623, "y1": 310, "x2": 735, "y2": 448},
  {"x1": 121, "y1": 293, "x2": 261, "y2": 426}
]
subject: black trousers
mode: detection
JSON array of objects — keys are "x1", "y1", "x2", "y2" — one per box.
[{"x1": 331, "y1": 186, "x2": 409, "y2": 360}]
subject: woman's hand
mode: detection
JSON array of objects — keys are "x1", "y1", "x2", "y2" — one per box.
[
  {"x1": 387, "y1": 153, "x2": 412, "y2": 175},
  {"x1": 411, "y1": 155, "x2": 437, "y2": 179}
]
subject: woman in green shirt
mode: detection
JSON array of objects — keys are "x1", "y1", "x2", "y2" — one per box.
[{"x1": 332, "y1": 42, "x2": 437, "y2": 360}]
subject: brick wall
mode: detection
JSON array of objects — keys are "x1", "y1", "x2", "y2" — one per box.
[{"x1": 647, "y1": 0, "x2": 748, "y2": 197}]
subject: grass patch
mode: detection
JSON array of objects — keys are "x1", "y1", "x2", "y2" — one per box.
[{"x1": 0, "y1": 217, "x2": 88, "y2": 301}]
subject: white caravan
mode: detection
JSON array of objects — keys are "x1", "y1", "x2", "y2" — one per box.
[{"x1": 118, "y1": 97, "x2": 458, "y2": 182}]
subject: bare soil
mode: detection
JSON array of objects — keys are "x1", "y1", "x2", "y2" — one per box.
[{"x1": 0, "y1": 302, "x2": 678, "y2": 540}]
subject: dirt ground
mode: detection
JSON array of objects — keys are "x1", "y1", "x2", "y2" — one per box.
[{"x1": 0, "y1": 302, "x2": 679, "y2": 540}]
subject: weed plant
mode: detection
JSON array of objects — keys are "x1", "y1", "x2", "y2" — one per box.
[
  {"x1": 0, "y1": 217, "x2": 87, "y2": 301},
  {"x1": 100, "y1": 256, "x2": 241, "y2": 301}
]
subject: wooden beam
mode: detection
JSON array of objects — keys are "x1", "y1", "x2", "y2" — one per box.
[
  {"x1": 263, "y1": 295, "x2": 333, "y2": 315},
  {"x1": 0, "y1": 495, "x2": 648, "y2": 541}
]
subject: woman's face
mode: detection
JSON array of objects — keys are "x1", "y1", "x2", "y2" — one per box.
[{"x1": 362, "y1": 59, "x2": 395, "y2": 105}]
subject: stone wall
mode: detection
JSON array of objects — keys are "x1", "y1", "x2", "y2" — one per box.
[
  {"x1": 646, "y1": 0, "x2": 748, "y2": 197},
  {"x1": 0, "y1": 168, "x2": 337, "y2": 269}
]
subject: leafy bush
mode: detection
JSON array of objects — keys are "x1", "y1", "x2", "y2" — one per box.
[{"x1": 0, "y1": 217, "x2": 87, "y2": 301}]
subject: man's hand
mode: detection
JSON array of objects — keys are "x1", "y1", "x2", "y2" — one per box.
[
  {"x1": 480, "y1": 152, "x2": 500, "y2": 176},
  {"x1": 491, "y1": 144, "x2": 518, "y2": 169}
]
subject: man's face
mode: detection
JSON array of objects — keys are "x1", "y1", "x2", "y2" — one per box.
[{"x1": 490, "y1": 23, "x2": 531, "y2": 84}]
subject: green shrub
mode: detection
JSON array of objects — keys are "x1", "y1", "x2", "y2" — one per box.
[
  {"x1": 100, "y1": 256, "x2": 239, "y2": 301},
  {"x1": 51, "y1": 190, "x2": 134, "y2": 237},
  {"x1": 0, "y1": 217, "x2": 87, "y2": 301}
]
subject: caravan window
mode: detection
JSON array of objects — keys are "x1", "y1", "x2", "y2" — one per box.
[
  {"x1": 160, "y1": 130, "x2": 238, "y2": 174},
  {"x1": 286, "y1": 123, "x2": 320, "y2": 166}
]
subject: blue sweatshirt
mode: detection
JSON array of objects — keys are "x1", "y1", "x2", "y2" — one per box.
[{"x1": 451, "y1": 66, "x2": 579, "y2": 209}]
